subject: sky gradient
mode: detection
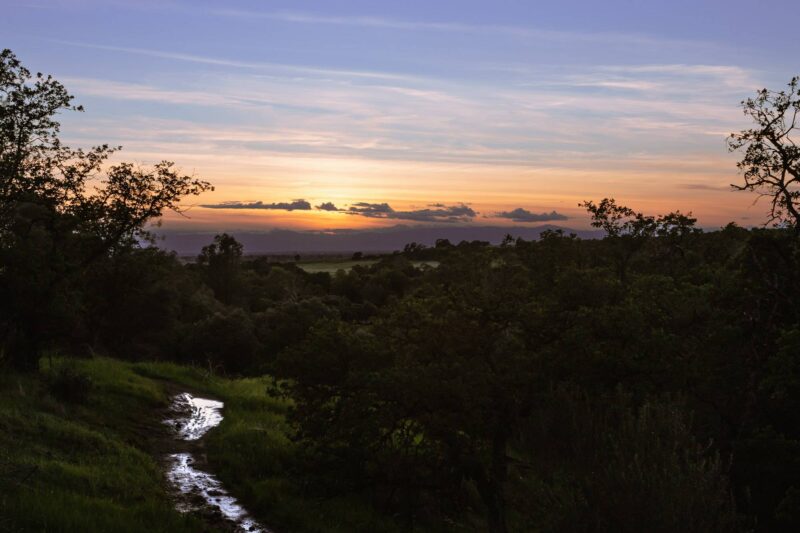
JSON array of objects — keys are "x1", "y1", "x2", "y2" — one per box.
[{"x1": 4, "y1": 0, "x2": 798, "y2": 231}]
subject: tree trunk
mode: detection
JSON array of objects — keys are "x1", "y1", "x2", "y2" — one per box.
[{"x1": 476, "y1": 427, "x2": 510, "y2": 533}]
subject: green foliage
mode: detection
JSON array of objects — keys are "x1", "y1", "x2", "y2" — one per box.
[
  {"x1": 265, "y1": 211, "x2": 800, "y2": 531},
  {"x1": 197, "y1": 233, "x2": 243, "y2": 304},
  {"x1": 520, "y1": 388, "x2": 736, "y2": 532},
  {"x1": 86, "y1": 247, "x2": 198, "y2": 359},
  {"x1": 181, "y1": 308, "x2": 260, "y2": 374}
]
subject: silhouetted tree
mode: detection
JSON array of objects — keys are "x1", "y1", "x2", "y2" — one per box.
[
  {"x1": 0, "y1": 49, "x2": 211, "y2": 369},
  {"x1": 182, "y1": 308, "x2": 259, "y2": 374},
  {"x1": 197, "y1": 233, "x2": 243, "y2": 305},
  {"x1": 580, "y1": 198, "x2": 699, "y2": 282},
  {"x1": 580, "y1": 198, "x2": 657, "y2": 238},
  {"x1": 728, "y1": 75, "x2": 800, "y2": 231}
]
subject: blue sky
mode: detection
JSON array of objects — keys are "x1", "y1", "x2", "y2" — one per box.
[{"x1": 3, "y1": 0, "x2": 798, "y2": 230}]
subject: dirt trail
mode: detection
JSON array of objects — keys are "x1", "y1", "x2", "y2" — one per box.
[{"x1": 144, "y1": 380, "x2": 269, "y2": 532}]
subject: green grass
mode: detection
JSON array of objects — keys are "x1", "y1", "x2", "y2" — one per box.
[
  {"x1": 0, "y1": 358, "x2": 207, "y2": 533},
  {"x1": 0, "y1": 357, "x2": 404, "y2": 532}
]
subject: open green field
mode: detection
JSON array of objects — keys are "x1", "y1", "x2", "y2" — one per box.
[
  {"x1": 297, "y1": 259, "x2": 439, "y2": 273},
  {"x1": 296, "y1": 259, "x2": 379, "y2": 273},
  {"x1": 0, "y1": 357, "x2": 404, "y2": 533}
]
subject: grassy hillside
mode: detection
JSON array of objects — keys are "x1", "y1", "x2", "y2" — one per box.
[
  {"x1": 0, "y1": 357, "x2": 402, "y2": 533},
  {"x1": 0, "y1": 358, "x2": 206, "y2": 532}
]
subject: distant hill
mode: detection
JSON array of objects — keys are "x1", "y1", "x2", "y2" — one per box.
[{"x1": 155, "y1": 224, "x2": 603, "y2": 255}]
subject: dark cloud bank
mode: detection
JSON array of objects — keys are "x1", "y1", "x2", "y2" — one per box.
[
  {"x1": 202, "y1": 199, "x2": 478, "y2": 222},
  {"x1": 201, "y1": 200, "x2": 312, "y2": 211},
  {"x1": 158, "y1": 224, "x2": 602, "y2": 255},
  {"x1": 201, "y1": 199, "x2": 567, "y2": 225},
  {"x1": 494, "y1": 208, "x2": 568, "y2": 222},
  {"x1": 347, "y1": 202, "x2": 477, "y2": 223},
  {"x1": 315, "y1": 202, "x2": 342, "y2": 211}
]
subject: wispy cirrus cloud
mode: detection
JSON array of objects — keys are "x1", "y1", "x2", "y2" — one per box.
[
  {"x1": 61, "y1": 77, "x2": 238, "y2": 107},
  {"x1": 677, "y1": 183, "x2": 732, "y2": 191},
  {"x1": 208, "y1": 9, "x2": 713, "y2": 49},
  {"x1": 56, "y1": 40, "x2": 422, "y2": 82},
  {"x1": 55, "y1": 41, "x2": 756, "y2": 218},
  {"x1": 598, "y1": 64, "x2": 753, "y2": 84},
  {"x1": 494, "y1": 208, "x2": 568, "y2": 222},
  {"x1": 61, "y1": 62, "x2": 750, "y2": 166}
]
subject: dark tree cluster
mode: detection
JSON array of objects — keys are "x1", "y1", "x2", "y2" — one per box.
[{"x1": 276, "y1": 218, "x2": 800, "y2": 532}]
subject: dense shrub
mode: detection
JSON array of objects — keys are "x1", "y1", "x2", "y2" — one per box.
[{"x1": 47, "y1": 364, "x2": 93, "y2": 404}]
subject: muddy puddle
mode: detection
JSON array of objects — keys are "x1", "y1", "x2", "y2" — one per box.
[{"x1": 164, "y1": 392, "x2": 268, "y2": 532}]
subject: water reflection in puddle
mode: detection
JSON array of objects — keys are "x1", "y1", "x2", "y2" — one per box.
[
  {"x1": 164, "y1": 392, "x2": 224, "y2": 441},
  {"x1": 164, "y1": 392, "x2": 268, "y2": 532}
]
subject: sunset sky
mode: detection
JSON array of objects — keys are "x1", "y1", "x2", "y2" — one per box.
[{"x1": 4, "y1": 0, "x2": 798, "y2": 232}]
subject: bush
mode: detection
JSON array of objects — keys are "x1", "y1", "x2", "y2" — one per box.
[
  {"x1": 181, "y1": 308, "x2": 260, "y2": 374},
  {"x1": 520, "y1": 388, "x2": 737, "y2": 532},
  {"x1": 47, "y1": 363, "x2": 93, "y2": 403}
]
